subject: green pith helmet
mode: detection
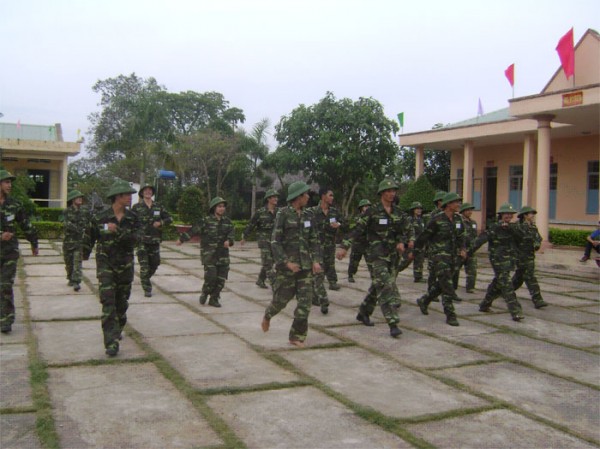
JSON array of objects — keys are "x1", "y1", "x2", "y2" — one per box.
[
  {"x1": 377, "y1": 178, "x2": 399, "y2": 194},
  {"x1": 409, "y1": 201, "x2": 423, "y2": 210},
  {"x1": 518, "y1": 205, "x2": 537, "y2": 217},
  {"x1": 264, "y1": 189, "x2": 278, "y2": 200},
  {"x1": 0, "y1": 169, "x2": 16, "y2": 182},
  {"x1": 67, "y1": 190, "x2": 84, "y2": 202},
  {"x1": 497, "y1": 202, "x2": 517, "y2": 214},
  {"x1": 460, "y1": 202, "x2": 475, "y2": 213},
  {"x1": 286, "y1": 181, "x2": 310, "y2": 202},
  {"x1": 433, "y1": 191, "x2": 447, "y2": 203},
  {"x1": 358, "y1": 199, "x2": 372, "y2": 208},
  {"x1": 107, "y1": 180, "x2": 137, "y2": 199},
  {"x1": 209, "y1": 196, "x2": 227, "y2": 210},
  {"x1": 138, "y1": 183, "x2": 155, "y2": 196},
  {"x1": 441, "y1": 192, "x2": 462, "y2": 207}
]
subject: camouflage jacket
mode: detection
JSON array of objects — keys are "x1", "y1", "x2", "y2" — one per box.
[
  {"x1": 132, "y1": 200, "x2": 173, "y2": 245},
  {"x1": 62, "y1": 205, "x2": 92, "y2": 249},
  {"x1": 0, "y1": 196, "x2": 38, "y2": 259},
  {"x1": 242, "y1": 206, "x2": 277, "y2": 245},
  {"x1": 471, "y1": 221, "x2": 522, "y2": 270},
  {"x1": 89, "y1": 207, "x2": 140, "y2": 268},
  {"x1": 514, "y1": 222, "x2": 542, "y2": 260},
  {"x1": 348, "y1": 210, "x2": 369, "y2": 252},
  {"x1": 271, "y1": 206, "x2": 322, "y2": 271},
  {"x1": 415, "y1": 211, "x2": 466, "y2": 263},
  {"x1": 408, "y1": 215, "x2": 426, "y2": 240},
  {"x1": 462, "y1": 217, "x2": 478, "y2": 247},
  {"x1": 180, "y1": 215, "x2": 235, "y2": 265},
  {"x1": 309, "y1": 204, "x2": 343, "y2": 246},
  {"x1": 342, "y1": 202, "x2": 414, "y2": 264}
]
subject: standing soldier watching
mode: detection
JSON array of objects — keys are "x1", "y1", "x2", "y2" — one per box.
[
  {"x1": 512, "y1": 206, "x2": 548, "y2": 309},
  {"x1": 62, "y1": 190, "x2": 91, "y2": 292},
  {"x1": 337, "y1": 179, "x2": 414, "y2": 338},
  {"x1": 0, "y1": 170, "x2": 38, "y2": 334},
  {"x1": 453, "y1": 202, "x2": 478, "y2": 293},
  {"x1": 241, "y1": 189, "x2": 278, "y2": 289},
  {"x1": 261, "y1": 181, "x2": 322, "y2": 348},
  {"x1": 414, "y1": 193, "x2": 466, "y2": 326},
  {"x1": 89, "y1": 180, "x2": 139, "y2": 356},
  {"x1": 177, "y1": 197, "x2": 235, "y2": 308},
  {"x1": 132, "y1": 183, "x2": 173, "y2": 297},
  {"x1": 470, "y1": 202, "x2": 525, "y2": 322},
  {"x1": 347, "y1": 199, "x2": 371, "y2": 283}
]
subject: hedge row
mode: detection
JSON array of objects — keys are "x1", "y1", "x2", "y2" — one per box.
[{"x1": 548, "y1": 228, "x2": 590, "y2": 247}]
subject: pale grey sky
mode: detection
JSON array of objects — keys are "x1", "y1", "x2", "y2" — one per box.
[{"x1": 1, "y1": 0, "x2": 598, "y2": 151}]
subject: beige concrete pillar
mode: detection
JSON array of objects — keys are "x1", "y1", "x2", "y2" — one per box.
[
  {"x1": 534, "y1": 115, "x2": 554, "y2": 247},
  {"x1": 415, "y1": 146, "x2": 424, "y2": 178},
  {"x1": 522, "y1": 134, "x2": 536, "y2": 206},
  {"x1": 61, "y1": 157, "x2": 69, "y2": 208},
  {"x1": 462, "y1": 140, "x2": 474, "y2": 202}
]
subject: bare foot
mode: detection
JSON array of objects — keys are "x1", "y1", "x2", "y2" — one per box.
[
  {"x1": 261, "y1": 317, "x2": 270, "y2": 332},
  {"x1": 289, "y1": 339, "x2": 305, "y2": 348}
]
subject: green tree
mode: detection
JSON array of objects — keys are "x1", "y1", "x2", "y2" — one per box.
[
  {"x1": 240, "y1": 118, "x2": 270, "y2": 216},
  {"x1": 396, "y1": 146, "x2": 450, "y2": 191},
  {"x1": 275, "y1": 92, "x2": 399, "y2": 216},
  {"x1": 397, "y1": 175, "x2": 437, "y2": 212}
]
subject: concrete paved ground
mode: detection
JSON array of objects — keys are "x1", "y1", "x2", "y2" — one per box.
[{"x1": 0, "y1": 239, "x2": 598, "y2": 448}]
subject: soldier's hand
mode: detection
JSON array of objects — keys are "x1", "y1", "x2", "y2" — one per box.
[
  {"x1": 407, "y1": 252, "x2": 414, "y2": 261},
  {"x1": 286, "y1": 262, "x2": 301, "y2": 273},
  {"x1": 460, "y1": 249, "x2": 467, "y2": 260},
  {"x1": 312, "y1": 262, "x2": 322, "y2": 274},
  {"x1": 153, "y1": 221, "x2": 162, "y2": 228},
  {"x1": 396, "y1": 242, "x2": 405, "y2": 254},
  {"x1": 336, "y1": 248, "x2": 347, "y2": 260},
  {"x1": 32, "y1": 247, "x2": 39, "y2": 256},
  {"x1": 1, "y1": 231, "x2": 13, "y2": 241},
  {"x1": 107, "y1": 223, "x2": 118, "y2": 233},
  {"x1": 330, "y1": 222, "x2": 341, "y2": 229},
  {"x1": 408, "y1": 241, "x2": 414, "y2": 249},
  {"x1": 223, "y1": 241, "x2": 230, "y2": 248}
]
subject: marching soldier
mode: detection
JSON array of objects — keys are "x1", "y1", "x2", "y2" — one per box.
[
  {"x1": 261, "y1": 181, "x2": 322, "y2": 348},
  {"x1": 89, "y1": 180, "x2": 140, "y2": 356},
  {"x1": 132, "y1": 183, "x2": 173, "y2": 297},
  {"x1": 62, "y1": 190, "x2": 92, "y2": 292},
  {"x1": 177, "y1": 196, "x2": 235, "y2": 308},
  {"x1": 453, "y1": 202, "x2": 478, "y2": 293},
  {"x1": 241, "y1": 189, "x2": 279, "y2": 289},
  {"x1": 397, "y1": 201, "x2": 426, "y2": 282},
  {"x1": 0, "y1": 170, "x2": 38, "y2": 334},
  {"x1": 347, "y1": 199, "x2": 371, "y2": 283}
]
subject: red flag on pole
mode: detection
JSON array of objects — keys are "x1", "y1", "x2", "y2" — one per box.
[
  {"x1": 556, "y1": 28, "x2": 575, "y2": 80},
  {"x1": 504, "y1": 63, "x2": 515, "y2": 87}
]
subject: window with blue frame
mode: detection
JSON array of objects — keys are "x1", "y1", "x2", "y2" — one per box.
[
  {"x1": 508, "y1": 165, "x2": 523, "y2": 210},
  {"x1": 587, "y1": 160, "x2": 599, "y2": 215}
]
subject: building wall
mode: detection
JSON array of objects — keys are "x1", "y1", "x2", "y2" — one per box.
[{"x1": 1, "y1": 158, "x2": 65, "y2": 207}]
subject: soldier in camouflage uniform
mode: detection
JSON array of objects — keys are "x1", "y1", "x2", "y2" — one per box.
[
  {"x1": 512, "y1": 206, "x2": 548, "y2": 309},
  {"x1": 62, "y1": 190, "x2": 91, "y2": 292},
  {"x1": 0, "y1": 170, "x2": 39, "y2": 333},
  {"x1": 414, "y1": 193, "x2": 466, "y2": 326},
  {"x1": 132, "y1": 184, "x2": 173, "y2": 297},
  {"x1": 470, "y1": 202, "x2": 525, "y2": 322},
  {"x1": 397, "y1": 201, "x2": 426, "y2": 282},
  {"x1": 177, "y1": 196, "x2": 235, "y2": 308},
  {"x1": 425, "y1": 191, "x2": 447, "y2": 301},
  {"x1": 261, "y1": 181, "x2": 322, "y2": 348},
  {"x1": 241, "y1": 189, "x2": 278, "y2": 289},
  {"x1": 337, "y1": 179, "x2": 414, "y2": 338},
  {"x1": 347, "y1": 199, "x2": 371, "y2": 283},
  {"x1": 453, "y1": 202, "x2": 478, "y2": 293},
  {"x1": 89, "y1": 180, "x2": 140, "y2": 356},
  {"x1": 310, "y1": 188, "x2": 342, "y2": 315}
]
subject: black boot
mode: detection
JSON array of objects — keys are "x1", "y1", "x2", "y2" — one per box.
[{"x1": 356, "y1": 313, "x2": 374, "y2": 327}]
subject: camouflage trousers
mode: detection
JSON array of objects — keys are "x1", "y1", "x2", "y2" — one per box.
[
  {"x1": 512, "y1": 258, "x2": 543, "y2": 305},
  {"x1": 322, "y1": 242, "x2": 338, "y2": 285},
  {"x1": 0, "y1": 255, "x2": 18, "y2": 328},
  {"x1": 97, "y1": 259, "x2": 134, "y2": 349},
  {"x1": 312, "y1": 271, "x2": 329, "y2": 307},
  {"x1": 396, "y1": 249, "x2": 425, "y2": 281},
  {"x1": 202, "y1": 262, "x2": 229, "y2": 300},
  {"x1": 137, "y1": 243, "x2": 161, "y2": 293},
  {"x1": 347, "y1": 245, "x2": 367, "y2": 277},
  {"x1": 453, "y1": 255, "x2": 477, "y2": 291},
  {"x1": 63, "y1": 243, "x2": 83, "y2": 284},
  {"x1": 265, "y1": 268, "x2": 313, "y2": 342},
  {"x1": 359, "y1": 259, "x2": 400, "y2": 326},
  {"x1": 257, "y1": 241, "x2": 275, "y2": 285},
  {"x1": 481, "y1": 264, "x2": 523, "y2": 316},
  {"x1": 420, "y1": 258, "x2": 459, "y2": 319}
]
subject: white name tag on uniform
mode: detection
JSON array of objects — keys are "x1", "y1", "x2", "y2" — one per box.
[
  {"x1": 472, "y1": 224, "x2": 477, "y2": 229},
  {"x1": 103, "y1": 223, "x2": 109, "y2": 231},
  {"x1": 304, "y1": 221, "x2": 311, "y2": 228},
  {"x1": 329, "y1": 218, "x2": 336, "y2": 223},
  {"x1": 6, "y1": 214, "x2": 14, "y2": 222},
  {"x1": 455, "y1": 223, "x2": 461, "y2": 229},
  {"x1": 153, "y1": 211, "x2": 160, "y2": 216},
  {"x1": 379, "y1": 219, "x2": 388, "y2": 225}
]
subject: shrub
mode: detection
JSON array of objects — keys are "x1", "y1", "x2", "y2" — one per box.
[
  {"x1": 16, "y1": 222, "x2": 63, "y2": 240},
  {"x1": 34, "y1": 207, "x2": 63, "y2": 222},
  {"x1": 177, "y1": 186, "x2": 206, "y2": 224},
  {"x1": 548, "y1": 228, "x2": 590, "y2": 247},
  {"x1": 398, "y1": 175, "x2": 437, "y2": 212}
]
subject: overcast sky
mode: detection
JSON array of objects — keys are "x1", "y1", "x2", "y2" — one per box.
[{"x1": 1, "y1": 0, "x2": 598, "y2": 152}]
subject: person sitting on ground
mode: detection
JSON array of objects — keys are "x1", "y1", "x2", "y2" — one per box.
[{"x1": 580, "y1": 221, "x2": 600, "y2": 262}]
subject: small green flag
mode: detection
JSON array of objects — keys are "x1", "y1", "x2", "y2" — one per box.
[{"x1": 397, "y1": 112, "x2": 404, "y2": 128}]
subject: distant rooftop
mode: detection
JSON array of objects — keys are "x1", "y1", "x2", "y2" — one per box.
[
  {"x1": 0, "y1": 122, "x2": 62, "y2": 141},
  {"x1": 444, "y1": 108, "x2": 512, "y2": 129}
]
